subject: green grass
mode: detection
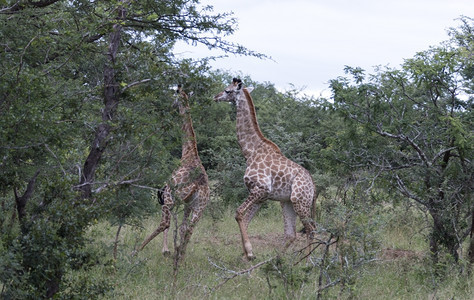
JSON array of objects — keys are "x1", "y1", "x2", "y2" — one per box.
[{"x1": 75, "y1": 202, "x2": 474, "y2": 299}]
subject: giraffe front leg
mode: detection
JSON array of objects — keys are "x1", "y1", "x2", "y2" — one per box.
[
  {"x1": 235, "y1": 188, "x2": 266, "y2": 260},
  {"x1": 162, "y1": 228, "x2": 170, "y2": 256},
  {"x1": 176, "y1": 206, "x2": 204, "y2": 262},
  {"x1": 133, "y1": 186, "x2": 174, "y2": 256}
]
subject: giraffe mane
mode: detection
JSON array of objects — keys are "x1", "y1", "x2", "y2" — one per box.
[
  {"x1": 178, "y1": 88, "x2": 199, "y2": 160},
  {"x1": 242, "y1": 88, "x2": 281, "y2": 153}
]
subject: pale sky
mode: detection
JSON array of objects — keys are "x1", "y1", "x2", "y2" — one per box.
[{"x1": 174, "y1": 0, "x2": 474, "y2": 97}]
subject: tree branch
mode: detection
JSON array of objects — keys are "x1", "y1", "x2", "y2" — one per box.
[
  {"x1": 432, "y1": 146, "x2": 457, "y2": 165},
  {"x1": 208, "y1": 256, "x2": 275, "y2": 292},
  {"x1": 14, "y1": 170, "x2": 41, "y2": 221},
  {"x1": 394, "y1": 173, "x2": 425, "y2": 205},
  {"x1": 121, "y1": 78, "x2": 151, "y2": 93},
  {"x1": 44, "y1": 144, "x2": 66, "y2": 176},
  {"x1": 0, "y1": 0, "x2": 60, "y2": 13},
  {"x1": 376, "y1": 128, "x2": 431, "y2": 167}
]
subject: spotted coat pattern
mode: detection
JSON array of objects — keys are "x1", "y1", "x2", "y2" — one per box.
[
  {"x1": 135, "y1": 87, "x2": 210, "y2": 261},
  {"x1": 215, "y1": 78, "x2": 316, "y2": 260}
]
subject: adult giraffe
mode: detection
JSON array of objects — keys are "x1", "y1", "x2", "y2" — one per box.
[
  {"x1": 214, "y1": 78, "x2": 316, "y2": 260},
  {"x1": 134, "y1": 86, "x2": 210, "y2": 261}
]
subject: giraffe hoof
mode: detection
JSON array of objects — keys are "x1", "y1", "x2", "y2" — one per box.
[
  {"x1": 162, "y1": 250, "x2": 171, "y2": 257},
  {"x1": 246, "y1": 254, "x2": 256, "y2": 261},
  {"x1": 131, "y1": 250, "x2": 138, "y2": 257}
]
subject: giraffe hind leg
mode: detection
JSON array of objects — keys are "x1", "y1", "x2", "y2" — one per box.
[
  {"x1": 290, "y1": 178, "x2": 316, "y2": 258},
  {"x1": 176, "y1": 190, "x2": 209, "y2": 262},
  {"x1": 135, "y1": 204, "x2": 171, "y2": 254},
  {"x1": 176, "y1": 207, "x2": 202, "y2": 262},
  {"x1": 133, "y1": 187, "x2": 173, "y2": 256},
  {"x1": 281, "y1": 201, "x2": 297, "y2": 250}
]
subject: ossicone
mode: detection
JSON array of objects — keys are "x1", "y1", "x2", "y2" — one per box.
[{"x1": 232, "y1": 78, "x2": 243, "y2": 90}]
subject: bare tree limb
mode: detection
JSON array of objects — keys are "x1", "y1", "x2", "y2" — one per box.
[
  {"x1": 44, "y1": 144, "x2": 66, "y2": 176},
  {"x1": 431, "y1": 146, "x2": 457, "y2": 165},
  {"x1": 376, "y1": 128, "x2": 431, "y2": 167},
  {"x1": 394, "y1": 173, "x2": 425, "y2": 205},
  {"x1": 121, "y1": 78, "x2": 151, "y2": 93},
  {"x1": 16, "y1": 35, "x2": 38, "y2": 82},
  {"x1": 207, "y1": 256, "x2": 275, "y2": 292}
]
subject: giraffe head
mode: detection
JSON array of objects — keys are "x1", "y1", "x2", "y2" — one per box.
[
  {"x1": 214, "y1": 78, "x2": 253, "y2": 103},
  {"x1": 173, "y1": 85, "x2": 193, "y2": 114}
]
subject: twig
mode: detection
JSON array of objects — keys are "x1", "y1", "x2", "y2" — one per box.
[
  {"x1": 208, "y1": 256, "x2": 275, "y2": 292},
  {"x1": 121, "y1": 78, "x2": 151, "y2": 93},
  {"x1": 44, "y1": 144, "x2": 66, "y2": 176},
  {"x1": 293, "y1": 235, "x2": 338, "y2": 266},
  {"x1": 130, "y1": 184, "x2": 163, "y2": 192},
  {"x1": 113, "y1": 223, "x2": 123, "y2": 260},
  {"x1": 16, "y1": 35, "x2": 37, "y2": 82}
]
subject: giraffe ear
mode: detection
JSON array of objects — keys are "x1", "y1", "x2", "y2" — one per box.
[{"x1": 245, "y1": 87, "x2": 254, "y2": 93}]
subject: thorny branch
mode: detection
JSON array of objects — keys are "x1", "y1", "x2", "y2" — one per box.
[
  {"x1": 293, "y1": 233, "x2": 338, "y2": 266},
  {"x1": 207, "y1": 256, "x2": 275, "y2": 292}
]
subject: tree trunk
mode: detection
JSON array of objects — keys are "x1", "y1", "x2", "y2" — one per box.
[
  {"x1": 49, "y1": 6, "x2": 125, "y2": 299},
  {"x1": 469, "y1": 209, "x2": 474, "y2": 265},
  {"x1": 14, "y1": 170, "x2": 40, "y2": 221},
  {"x1": 429, "y1": 230, "x2": 439, "y2": 265},
  {"x1": 429, "y1": 207, "x2": 461, "y2": 268},
  {"x1": 429, "y1": 210, "x2": 441, "y2": 266},
  {"x1": 79, "y1": 8, "x2": 124, "y2": 199},
  {"x1": 46, "y1": 275, "x2": 60, "y2": 299}
]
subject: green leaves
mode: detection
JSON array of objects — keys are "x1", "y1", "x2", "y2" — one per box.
[
  {"x1": 329, "y1": 17, "x2": 474, "y2": 264},
  {"x1": 0, "y1": 0, "x2": 269, "y2": 297}
]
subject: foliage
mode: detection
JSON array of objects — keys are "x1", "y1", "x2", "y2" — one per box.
[
  {"x1": 0, "y1": 0, "x2": 472, "y2": 297},
  {"x1": 329, "y1": 16, "x2": 473, "y2": 265},
  {"x1": 0, "y1": 0, "x2": 262, "y2": 297}
]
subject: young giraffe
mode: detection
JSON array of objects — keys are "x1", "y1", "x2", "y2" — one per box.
[
  {"x1": 214, "y1": 78, "x2": 316, "y2": 260},
  {"x1": 134, "y1": 86, "x2": 210, "y2": 260}
]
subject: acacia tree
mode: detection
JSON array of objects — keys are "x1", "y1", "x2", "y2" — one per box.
[
  {"x1": 330, "y1": 17, "x2": 473, "y2": 265},
  {"x1": 0, "y1": 0, "x2": 263, "y2": 298}
]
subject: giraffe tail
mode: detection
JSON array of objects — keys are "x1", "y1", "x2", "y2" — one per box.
[
  {"x1": 311, "y1": 188, "x2": 318, "y2": 222},
  {"x1": 157, "y1": 185, "x2": 166, "y2": 205}
]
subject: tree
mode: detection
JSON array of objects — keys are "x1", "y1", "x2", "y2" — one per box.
[
  {"x1": 329, "y1": 17, "x2": 473, "y2": 265},
  {"x1": 0, "y1": 0, "x2": 264, "y2": 297}
]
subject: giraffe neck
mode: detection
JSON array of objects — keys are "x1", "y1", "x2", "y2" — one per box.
[
  {"x1": 235, "y1": 89, "x2": 280, "y2": 159},
  {"x1": 180, "y1": 108, "x2": 199, "y2": 163}
]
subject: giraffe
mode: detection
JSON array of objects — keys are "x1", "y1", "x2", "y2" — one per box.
[
  {"x1": 134, "y1": 86, "x2": 210, "y2": 261},
  {"x1": 214, "y1": 78, "x2": 316, "y2": 260}
]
